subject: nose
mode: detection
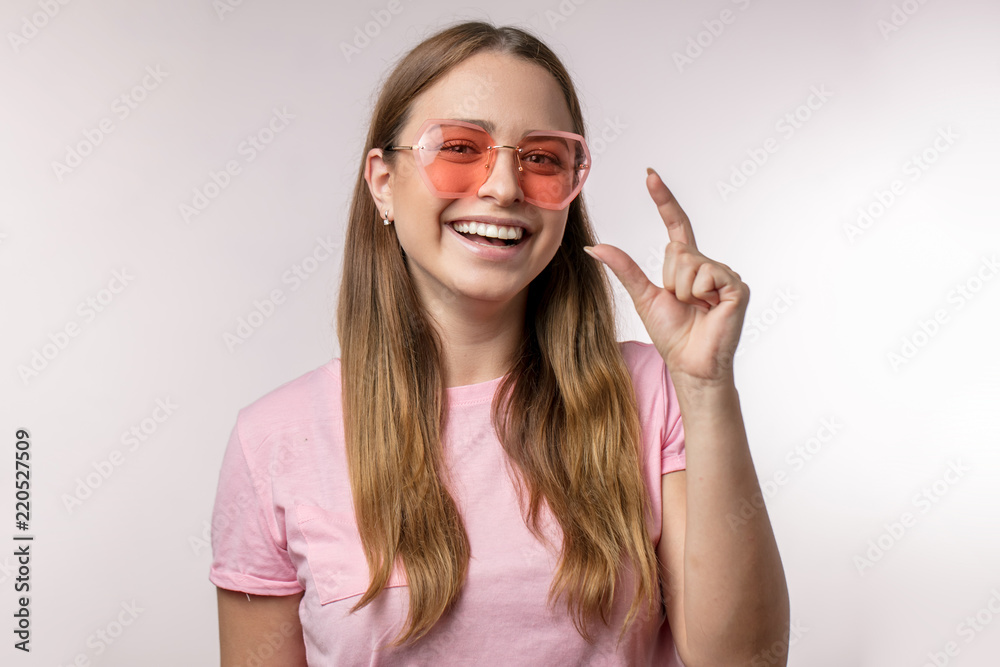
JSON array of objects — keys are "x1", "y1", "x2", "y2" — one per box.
[{"x1": 476, "y1": 145, "x2": 524, "y2": 206}]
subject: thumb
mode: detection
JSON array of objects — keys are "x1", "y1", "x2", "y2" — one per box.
[{"x1": 583, "y1": 243, "x2": 657, "y2": 312}]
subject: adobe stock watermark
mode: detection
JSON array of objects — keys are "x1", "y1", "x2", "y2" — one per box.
[
  {"x1": 853, "y1": 459, "x2": 970, "y2": 576},
  {"x1": 8, "y1": 0, "x2": 74, "y2": 54},
  {"x1": 877, "y1": 0, "x2": 933, "y2": 40},
  {"x1": 0, "y1": 555, "x2": 19, "y2": 586},
  {"x1": 716, "y1": 85, "x2": 833, "y2": 202},
  {"x1": 212, "y1": 0, "x2": 249, "y2": 22},
  {"x1": 223, "y1": 235, "x2": 340, "y2": 351},
  {"x1": 527, "y1": 0, "x2": 590, "y2": 35},
  {"x1": 239, "y1": 621, "x2": 300, "y2": 667},
  {"x1": 587, "y1": 116, "x2": 627, "y2": 157},
  {"x1": 56, "y1": 600, "x2": 144, "y2": 667},
  {"x1": 17, "y1": 268, "x2": 135, "y2": 386},
  {"x1": 191, "y1": 437, "x2": 295, "y2": 557},
  {"x1": 843, "y1": 126, "x2": 958, "y2": 244},
  {"x1": 192, "y1": 496, "x2": 258, "y2": 560},
  {"x1": 734, "y1": 288, "x2": 797, "y2": 358},
  {"x1": 189, "y1": 517, "x2": 215, "y2": 558},
  {"x1": 919, "y1": 589, "x2": 1000, "y2": 667},
  {"x1": 190, "y1": 490, "x2": 258, "y2": 560},
  {"x1": 749, "y1": 619, "x2": 808, "y2": 667},
  {"x1": 642, "y1": 243, "x2": 667, "y2": 280},
  {"x1": 672, "y1": 0, "x2": 757, "y2": 73},
  {"x1": 179, "y1": 106, "x2": 295, "y2": 224},
  {"x1": 51, "y1": 65, "x2": 168, "y2": 183},
  {"x1": 444, "y1": 71, "x2": 499, "y2": 120},
  {"x1": 340, "y1": 0, "x2": 413, "y2": 62},
  {"x1": 61, "y1": 398, "x2": 179, "y2": 514},
  {"x1": 415, "y1": 617, "x2": 470, "y2": 663},
  {"x1": 727, "y1": 417, "x2": 842, "y2": 529},
  {"x1": 886, "y1": 254, "x2": 997, "y2": 371}
]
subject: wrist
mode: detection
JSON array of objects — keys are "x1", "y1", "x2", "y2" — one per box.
[{"x1": 670, "y1": 370, "x2": 737, "y2": 394}]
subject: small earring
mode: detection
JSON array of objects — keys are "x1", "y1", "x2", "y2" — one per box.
[{"x1": 382, "y1": 209, "x2": 392, "y2": 226}]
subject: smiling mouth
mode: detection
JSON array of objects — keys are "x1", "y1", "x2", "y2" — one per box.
[
  {"x1": 459, "y1": 232, "x2": 522, "y2": 247},
  {"x1": 449, "y1": 222, "x2": 529, "y2": 247}
]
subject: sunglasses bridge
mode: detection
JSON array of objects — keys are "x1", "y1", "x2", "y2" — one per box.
[{"x1": 484, "y1": 144, "x2": 524, "y2": 173}]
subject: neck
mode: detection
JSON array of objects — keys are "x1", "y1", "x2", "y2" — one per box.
[{"x1": 423, "y1": 287, "x2": 528, "y2": 389}]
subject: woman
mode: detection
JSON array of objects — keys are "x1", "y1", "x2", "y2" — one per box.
[{"x1": 210, "y1": 20, "x2": 789, "y2": 666}]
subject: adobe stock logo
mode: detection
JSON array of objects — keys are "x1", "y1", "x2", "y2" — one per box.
[
  {"x1": 726, "y1": 417, "x2": 841, "y2": 529},
  {"x1": 7, "y1": 0, "x2": 74, "y2": 54},
  {"x1": 921, "y1": 590, "x2": 1000, "y2": 667},
  {"x1": 886, "y1": 255, "x2": 997, "y2": 371},
  {"x1": 587, "y1": 117, "x2": 627, "y2": 157},
  {"x1": 672, "y1": 0, "x2": 757, "y2": 73},
  {"x1": 339, "y1": 0, "x2": 412, "y2": 63},
  {"x1": 527, "y1": 0, "x2": 590, "y2": 35},
  {"x1": 853, "y1": 459, "x2": 970, "y2": 576},
  {"x1": 18, "y1": 268, "x2": 135, "y2": 386},
  {"x1": 224, "y1": 236, "x2": 340, "y2": 351},
  {"x1": 56, "y1": 600, "x2": 144, "y2": 667},
  {"x1": 877, "y1": 0, "x2": 932, "y2": 40},
  {"x1": 61, "y1": 398, "x2": 179, "y2": 514},
  {"x1": 51, "y1": 65, "x2": 168, "y2": 183},
  {"x1": 734, "y1": 288, "x2": 797, "y2": 358},
  {"x1": 716, "y1": 85, "x2": 833, "y2": 202},
  {"x1": 843, "y1": 127, "x2": 958, "y2": 244},
  {"x1": 179, "y1": 107, "x2": 294, "y2": 223},
  {"x1": 213, "y1": 0, "x2": 248, "y2": 21}
]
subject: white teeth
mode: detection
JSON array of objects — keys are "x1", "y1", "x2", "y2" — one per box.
[{"x1": 451, "y1": 221, "x2": 524, "y2": 241}]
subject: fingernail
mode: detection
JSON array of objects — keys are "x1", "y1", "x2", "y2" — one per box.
[
  {"x1": 583, "y1": 246, "x2": 598, "y2": 260},
  {"x1": 646, "y1": 167, "x2": 657, "y2": 176}
]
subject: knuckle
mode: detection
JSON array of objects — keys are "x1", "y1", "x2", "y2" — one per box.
[{"x1": 677, "y1": 251, "x2": 699, "y2": 269}]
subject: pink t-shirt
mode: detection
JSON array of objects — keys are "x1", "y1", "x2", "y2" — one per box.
[{"x1": 210, "y1": 340, "x2": 687, "y2": 665}]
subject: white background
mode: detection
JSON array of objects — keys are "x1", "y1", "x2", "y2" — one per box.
[{"x1": 2, "y1": 0, "x2": 998, "y2": 665}]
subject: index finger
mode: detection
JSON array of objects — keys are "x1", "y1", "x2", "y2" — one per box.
[{"x1": 646, "y1": 167, "x2": 697, "y2": 249}]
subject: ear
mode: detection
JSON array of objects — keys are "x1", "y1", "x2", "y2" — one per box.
[{"x1": 364, "y1": 148, "x2": 393, "y2": 219}]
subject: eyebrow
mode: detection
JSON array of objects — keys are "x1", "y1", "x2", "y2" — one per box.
[{"x1": 455, "y1": 118, "x2": 497, "y2": 134}]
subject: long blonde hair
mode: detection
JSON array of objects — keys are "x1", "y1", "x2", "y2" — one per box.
[{"x1": 336, "y1": 20, "x2": 660, "y2": 647}]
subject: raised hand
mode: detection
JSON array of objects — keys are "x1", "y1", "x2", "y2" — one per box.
[{"x1": 583, "y1": 168, "x2": 750, "y2": 386}]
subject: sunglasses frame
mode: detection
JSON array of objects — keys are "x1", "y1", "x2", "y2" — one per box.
[{"x1": 385, "y1": 118, "x2": 591, "y2": 211}]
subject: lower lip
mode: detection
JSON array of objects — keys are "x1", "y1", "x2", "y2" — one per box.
[{"x1": 445, "y1": 223, "x2": 531, "y2": 260}]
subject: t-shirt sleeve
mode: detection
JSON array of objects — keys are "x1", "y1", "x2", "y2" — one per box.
[
  {"x1": 208, "y1": 417, "x2": 303, "y2": 595},
  {"x1": 660, "y1": 359, "x2": 687, "y2": 475}
]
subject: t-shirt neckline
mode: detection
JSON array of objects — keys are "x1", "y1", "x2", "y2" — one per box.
[{"x1": 445, "y1": 373, "x2": 508, "y2": 405}]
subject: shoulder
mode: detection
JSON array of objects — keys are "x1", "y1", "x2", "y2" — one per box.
[
  {"x1": 617, "y1": 339, "x2": 684, "y2": 449},
  {"x1": 235, "y1": 359, "x2": 342, "y2": 458},
  {"x1": 617, "y1": 339, "x2": 667, "y2": 393}
]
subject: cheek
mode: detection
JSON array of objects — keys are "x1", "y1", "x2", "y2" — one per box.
[
  {"x1": 538, "y1": 213, "x2": 569, "y2": 243},
  {"x1": 395, "y1": 203, "x2": 448, "y2": 250},
  {"x1": 522, "y1": 206, "x2": 548, "y2": 231},
  {"x1": 395, "y1": 179, "x2": 439, "y2": 225}
]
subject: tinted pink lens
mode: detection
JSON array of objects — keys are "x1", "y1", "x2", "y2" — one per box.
[
  {"x1": 416, "y1": 123, "x2": 587, "y2": 208},
  {"x1": 517, "y1": 135, "x2": 577, "y2": 204},
  {"x1": 419, "y1": 123, "x2": 490, "y2": 195}
]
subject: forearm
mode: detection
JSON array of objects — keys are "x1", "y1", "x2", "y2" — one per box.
[{"x1": 673, "y1": 375, "x2": 790, "y2": 665}]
